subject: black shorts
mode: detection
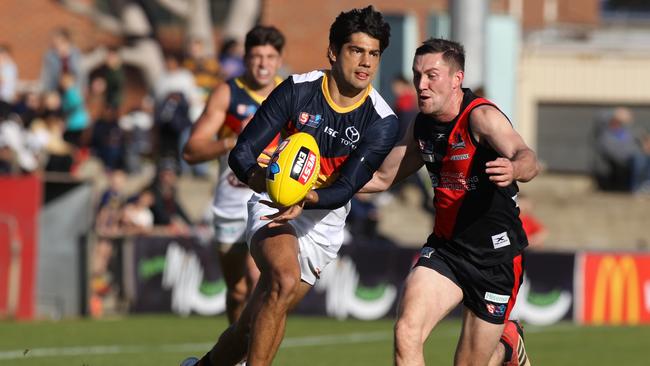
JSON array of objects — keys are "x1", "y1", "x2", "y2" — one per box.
[{"x1": 415, "y1": 244, "x2": 525, "y2": 324}]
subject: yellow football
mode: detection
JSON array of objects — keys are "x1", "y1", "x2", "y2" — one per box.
[{"x1": 266, "y1": 132, "x2": 320, "y2": 206}]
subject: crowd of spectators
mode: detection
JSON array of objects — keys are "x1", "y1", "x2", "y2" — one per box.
[
  {"x1": 0, "y1": 27, "x2": 246, "y2": 315},
  {"x1": 0, "y1": 25, "x2": 250, "y2": 175},
  {"x1": 0, "y1": 27, "x2": 248, "y2": 178},
  {"x1": 1, "y1": 26, "x2": 557, "y2": 315}
]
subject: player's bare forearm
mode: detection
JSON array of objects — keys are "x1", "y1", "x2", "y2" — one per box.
[
  {"x1": 360, "y1": 171, "x2": 392, "y2": 193},
  {"x1": 511, "y1": 148, "x2": 540, "y2": 183},
  {"x1": 260, "y1": 191, "x2": 318, "y2": 226},
  {"x1": 361, "y1": 151, "x2": 424, "y2": 193},
  {"x1": 182, "y1": 137, "x2": 236, "y2": 164}
]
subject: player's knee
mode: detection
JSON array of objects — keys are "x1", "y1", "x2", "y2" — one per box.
[
  {"x1": 394, "y1": 317, "x2": 422, "y2": 347},
  {"x1": 247, "y1": 268, "x2": 260, "y2": 289},
  {"x1": 268, "y1": 270, "x2": 300, "y2": 302},
  {"x1": 229, "y1": 279, "x2": 249, "y2": 303}
]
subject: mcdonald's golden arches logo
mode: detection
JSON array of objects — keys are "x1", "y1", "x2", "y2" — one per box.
[{"x1": 581, "y1": 254, "x2": 650, "y2": 325}]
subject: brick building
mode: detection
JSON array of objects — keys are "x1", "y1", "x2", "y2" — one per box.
[
  {"x1": 263, "y1": 0, "x2": 599, "y2": 73},
  {"x1": 3, "y1": 0, "x2": 600, "y2": 85},
  {"x1": 0, "y1": 0, "x2": 116, "y2": 81},
  {"x1": 6, "y1": 0, "x2": 647, "y2": 174}
]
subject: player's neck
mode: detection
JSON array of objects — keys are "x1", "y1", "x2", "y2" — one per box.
[
  {"x1": 240, "y1": 75, "x2": 276, "y2": 98},
  {"x1": 326, "y1": 70, "x2": 367, "y2": 108},
  {"x1": 431, "y1": 89, "x2": 464, "y2": 122}
]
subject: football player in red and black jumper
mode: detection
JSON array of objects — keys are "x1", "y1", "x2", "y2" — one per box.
[{"x1": 363, "y1": 38, "x2": 539, "y2": 366}]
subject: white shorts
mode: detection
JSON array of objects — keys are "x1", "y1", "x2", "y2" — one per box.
[
  {"x1": 213, "y1": 214, "x2": 247, "y2": 246},
  {"x1": 246, "y1": 192, "x2": 351, "y2": 285}
]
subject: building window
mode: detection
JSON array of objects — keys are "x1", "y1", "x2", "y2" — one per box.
[{"x1": 601, "y1": 0, "x2": 650, "y2": 20}]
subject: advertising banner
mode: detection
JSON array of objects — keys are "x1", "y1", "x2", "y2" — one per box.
[
  {"x1": 0, "y1": 175, "x2": 41, "y2": 320},
  {"x1": 510, "y1": 252, "x2": 575, "y2": 325},
  {"x1": 131, "y1": 236, "x2": 648, "y2": 327},
  {"x1": 296, "y1": 241, "x2": 415, "y2": 319},
  {"x1": 128, "y1": 236, "x2": 414, "y2": 319},
  {"x1": 577, "y1": 253, "x2": 650, "y2": 325},
  {"x1": 129, "y1": 236, "x2": 226, "y2": 315}
]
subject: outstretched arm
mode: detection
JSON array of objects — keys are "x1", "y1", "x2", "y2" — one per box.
[
  {"x1": 360, "y1": 120, "x2": 424, "y2": 193},
  {"x1": 470, "y1": 105, "x2": 540, "y2": 187}
]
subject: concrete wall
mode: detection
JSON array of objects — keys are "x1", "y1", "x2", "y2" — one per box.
[{"x1": 518, "y1": 47, "x2": 650, "y2": 152}]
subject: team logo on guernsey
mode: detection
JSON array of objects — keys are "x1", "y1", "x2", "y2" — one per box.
[
  {"x1": 451, "y1": 133, "x2": 466, "y2": 150},
  {"x1": 237, "y1": 104, "x2": 257, "y2": 116},
  {"x1": 298, "y1": 112, "x2": 322, "y2": 128},
  {"x1": 290, "y1": 147, "x2": 318, "y2": 185},
  {"x1": 345, "y1": 126, "x2": 360, "y2": 143}
]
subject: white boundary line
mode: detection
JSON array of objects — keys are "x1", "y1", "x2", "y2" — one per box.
[
  {"x1": 0, "y1": 331, "x2": 391, "y2": 360},
  {"x1": 0, "y1": 325, "x2": 579, "y2": 361}
]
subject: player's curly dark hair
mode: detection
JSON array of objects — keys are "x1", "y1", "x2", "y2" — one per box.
[
  {"x1": 415, "y1": 38, "x2": 465, "y2": 72},
  {"x1": 328, "y1": 6, "x2": 391, "y2": 60},
  {"x1": 245, "y1": 25, "x2": 286, "y2": 55}
]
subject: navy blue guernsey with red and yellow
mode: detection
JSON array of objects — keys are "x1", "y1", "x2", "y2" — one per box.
[
  {"x1": 229, "y1": 70, "x2": 399, "y2": 210},
  {"x1": 414, "y1": 88, "x2": 527, "y2": 266},
  {"x1": 212, "y1": 76, "x2": 283, "y2": 218},
  {"x1": 220, "y1": 76, "x2": 283, "y2": 150}
]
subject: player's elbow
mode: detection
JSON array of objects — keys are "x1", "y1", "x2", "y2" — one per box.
[
  {"x1": 182, "y1": 152, "x2": 197, "y2": 165},
  {"x1": 182, "y1": 142, "x2": 201, "y2": 164},
  {"x1": 227, "y1": 147, "x2": 249, "y2": 182}
]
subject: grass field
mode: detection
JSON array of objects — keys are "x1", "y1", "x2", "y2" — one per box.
[{"x1": 1, "y1": 315, "x2": 648, "y2": 365}]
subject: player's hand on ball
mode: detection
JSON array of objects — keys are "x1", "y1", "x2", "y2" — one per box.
[
  {"x1": 260, "y1": 191, "x2": 318, "y2": 226},
  {"x1": 266, "y1": 132, "x2": 320, "y2": 206}
]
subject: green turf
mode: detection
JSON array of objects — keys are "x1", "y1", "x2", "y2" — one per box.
[{"x1": 1, "y1": 315, "x2": 648, "y2": 365}]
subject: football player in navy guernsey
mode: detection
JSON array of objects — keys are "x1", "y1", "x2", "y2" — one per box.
[
  {"x1": 362, "y1": 39, "x2": 539, "y2": 366},
  {"x1": 181, "y1": 6, "x2": 398, "y2": 366},
  {"x1": 183, "y1": 26, "x2": 285, "y2": 327}
]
